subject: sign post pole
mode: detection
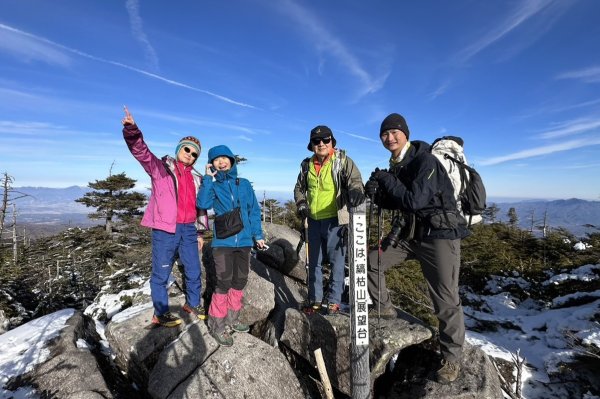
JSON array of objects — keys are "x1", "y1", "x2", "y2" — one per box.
[{"x1": 348, "y1": 203, "x2": 370, "y2": 398}]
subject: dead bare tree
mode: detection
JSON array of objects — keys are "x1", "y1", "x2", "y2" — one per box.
[
  {"x1": 0, "y1": 172, "x2": 30, "y2": 257},
  {"x1": 0, "y1": 172, "x2": 13, "y2": 240},
  {"x1": 12, "y1": 204, "x2": 17, "y2": 265},
  {"x1": 490, "y1": 349, "x2": 526, "y2": 399},
  {"x1": 511, "y1": 349, "x2": 526, "y2": 399}
]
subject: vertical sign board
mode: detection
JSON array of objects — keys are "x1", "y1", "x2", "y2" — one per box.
[
  {"x1": 349, "y1": 203, "x2": 370, "y2": 398},
  {"x1": 350, "y1": 210, "x2": 369, "y2": 345}
]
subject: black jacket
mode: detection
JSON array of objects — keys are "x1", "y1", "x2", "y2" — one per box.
[{"x1": 374, "y1": 140, "x2": 468, "y2": 240}]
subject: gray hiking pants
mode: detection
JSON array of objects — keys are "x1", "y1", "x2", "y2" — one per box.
[{"x1": 367, "y1": 238, "x2": 465, "y2": 362}]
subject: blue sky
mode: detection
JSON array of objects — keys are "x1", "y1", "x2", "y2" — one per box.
[{"x1": 1, "y1": 0, "x2": 599, "y2": 201}]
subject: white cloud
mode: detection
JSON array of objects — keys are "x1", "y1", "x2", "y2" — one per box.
[
  {"x1": 142, "y1": 110, "x2": 264, "y2": 135},
  {"x1": 556, "y1": 66, "x2": 600, "y2": 83},
  {"x1": 0, "y1": 24, "x2": 71, "y2": 66},
  {"x1": 539, "y1": 118, "x2": 600, "y2": 139},
  {"x1": 125, "y1": 0, "x2": 159, "y2": 72},
  {"x1": 480, "y1": 137, "x2": 600, "y2": 166},
  {"x1": 0, "y1": 23, "x2": 256, "y2": 109},
  {"x1": 343, "y1": 132, "x2": 379, "y2": 143},
  {"x1": 453, "y1": 0, "x2": 557, "y2": 64},
  {"x1": 0, "y1": 120, "x2": 69, "y2": 135},
  {"x1": 428, "y1": 80, "x2": 452, "y2": 101},
  {"x1": 277, "y1": 0, "x2": 387, "y2": 97},
  {"x1": 237, "y1": 135, "x2": 253, "y2": 142}
]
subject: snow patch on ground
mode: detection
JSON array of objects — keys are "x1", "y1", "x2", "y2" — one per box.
[{"x1": 0, "y1": 308, "x2": 75, "y2": 398}]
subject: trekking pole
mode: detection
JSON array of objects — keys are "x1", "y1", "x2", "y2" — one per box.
[
  {"x1": 303, "y1": 217, "x2": 310, "y2": 299},
  {"x1": 376, "y1": 205, "x2": 383, "y2": 329},
  {"x1": 304, "y1": 217, "x2": 309, "y2": 267}
]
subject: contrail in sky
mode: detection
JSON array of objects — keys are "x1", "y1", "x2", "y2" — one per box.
[{"x1": 0, "y1": 23, "x2": 257, "y2": 109}]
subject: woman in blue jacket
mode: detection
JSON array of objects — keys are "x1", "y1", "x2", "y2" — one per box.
[{"x1": 197, "y1": 145, "x2": 266, "y2": 346}]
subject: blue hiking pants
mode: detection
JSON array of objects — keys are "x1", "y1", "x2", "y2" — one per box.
[
  {"x1": 307, "y1": 217, "x2": 346, "y2": 305},
  {"x1": 151, "y1": 223, "x2": 202, "y2": 316}
]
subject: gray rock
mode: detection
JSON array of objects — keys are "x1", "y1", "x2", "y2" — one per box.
[
  {"x1": 0, "y1": 309, "x2": 9, "y2": 334},
  {"x1": 147, "y1": 320, "x2": 219, "y2": 399},
  {"x1": 369, "y1": 308, "x2": 434, "y2": 380},
  {"x1": 239, "y1": 260, "x2": 275, "y2": 325},
  {"x1": 168, "y1": 332, "x2": 306, "y2": 399},
  {"x1": 66, "y1": 392, "x2": 108, "y2": 399},
  {"x1": 250, "y1": 258, "x2": 307, "y2": 345},
  {"x1": 262, "y1": 222, "x2": 302, "y2": 252},
  {"x1": 388, "y1": 344, "x2": 503, "y2": 399},
  {"x1": 106, "y1": 264, "x2": 276, "y2": 396},
  {"x1": 28, "y1": 311, "x2": 113, "y2": 398},
  {"x1": 259, "y1": 223, "x2": 307, "y2": 282},
  {"x1": 280, "y1": 307, "x2": 433, "y2": 396},
  {"x1": 106, "y1": 306, "x2": 184, "y2": 389}
]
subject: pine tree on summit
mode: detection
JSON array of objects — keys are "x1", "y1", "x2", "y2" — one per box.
[{"x1": 76, "y1": 170, "x2": 146, "y2": 234}]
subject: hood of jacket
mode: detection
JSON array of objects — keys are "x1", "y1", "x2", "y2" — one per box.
[{"x1": 208, "y1": 145, "x2": 238, "y2": 182}]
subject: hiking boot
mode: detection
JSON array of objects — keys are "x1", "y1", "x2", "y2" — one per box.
[
  {"x1": 211, "y1": 330, "x2": 234, "y2": 347},
  {"x1": 152, "y1": 312, "x2": 182, "y2": 327},
  {"x1": 183, "y1": 303, "x2": 207, "y2": 320},
  {"x1": 302, "y1": 301, "x2": 322, "y2": 315},
  {"x1": 435, "y1": 359, "x2": 460, "y2": 384},
  {"x1": 230, "y1": 322, "x2": 250, "y2": 333},
  {"x1": 321, "y1": 302, "x2": 340, "y2": 315},
  {"x1": 368, "y1": 306, "x2": 397, "y2": 320}
]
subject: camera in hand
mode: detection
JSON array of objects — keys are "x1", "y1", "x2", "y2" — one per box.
[{"x1": 386, "y1": 214, "x2": 406, "y2": 248}]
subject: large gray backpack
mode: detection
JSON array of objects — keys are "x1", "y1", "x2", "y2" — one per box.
[{"x1": 431, "y1": 136, "x2": 486, "y2": 226}]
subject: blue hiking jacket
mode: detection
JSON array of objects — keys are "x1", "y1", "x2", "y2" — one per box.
[{"x1": 197, "y1": 145, "x2": 263, "y2": 247}]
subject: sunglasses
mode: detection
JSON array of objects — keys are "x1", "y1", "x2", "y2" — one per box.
[
  {"x1": 183, "y1": 146, "x2": 198, "y2": 159},
  {"x1": 311, "y1": 137, "x2": 332, "y2": 146}
]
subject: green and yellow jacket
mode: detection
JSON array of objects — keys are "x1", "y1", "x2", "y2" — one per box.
[{"x1": 293, "y1": 149, "x2": 364, "y2": 225}]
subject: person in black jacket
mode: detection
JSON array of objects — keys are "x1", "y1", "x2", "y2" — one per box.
[{"x1": 365, "y1": 113, "x2": 469, "y2": 384}]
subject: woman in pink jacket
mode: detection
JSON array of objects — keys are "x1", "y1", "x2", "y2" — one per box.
[{"x1": 122, "y1": 106, "x2": 208, "y2": 327}]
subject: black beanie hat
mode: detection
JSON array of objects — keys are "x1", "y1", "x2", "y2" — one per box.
[
  {"x1": 380, "y1": 113, "x2": 410, "y2": 139},
  {"x1": 307, "y1": 125, "x2": 336, "y2": 151}
]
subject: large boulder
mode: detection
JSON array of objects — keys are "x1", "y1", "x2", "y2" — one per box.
[
  {"x1": 259, "y1": 223, "x2": 307, "y2": 282},
  {"x1": 106, "y1": 303, "x2": 306, "y2": 398},
  {"x1": 147, "y1": 319, "x2": 219, "y2": 398},
  {"x1": 387, "y1": 343, "x2": 503, "y2": 399},
  {"x1": 369, "y1": 309, "x2": 434, "y2": 379},
  {"x1": 106, "y1": 305, "x2": 185, "y2": 390},
  {"x1": 280, "y1": 307, "x2": 433, "y2": 396},
  {"x1": 238, "y1": 259, "x2": 275, "y2": 326},
  {"x1": 26, "y1": 311, "x2": 113, "y2": 398},
  {"x1": 168, "y1": 331, "x2": 306, "y2": 399},
  {"x1": 250, "y1": 257, "x2": 306, "y2": 345}
]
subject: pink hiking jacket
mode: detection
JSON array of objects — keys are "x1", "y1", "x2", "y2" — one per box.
[{"x1": 123, "y1": 124, "x2": 208, "y2": 234}]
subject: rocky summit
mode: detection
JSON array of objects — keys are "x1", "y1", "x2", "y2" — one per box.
[{"x1": 13, "y1": 223, "x2": 502, "y2": 398}]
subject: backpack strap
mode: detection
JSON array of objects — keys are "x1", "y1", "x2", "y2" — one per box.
[{"x1": 300, "y1": 157, "x2": 310, "y2": 193}]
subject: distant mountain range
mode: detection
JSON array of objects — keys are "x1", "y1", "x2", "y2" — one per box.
[
  {"x1": 491, "y1": 198, "x2": 600, "y2": 237},
  {"x1": 3, "y1": 187, "x2": 600, "y2": 238}
]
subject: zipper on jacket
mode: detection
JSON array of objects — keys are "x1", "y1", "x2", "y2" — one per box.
[{"x1": 163, "y1": 159, "x2": 179, "y2": 202}]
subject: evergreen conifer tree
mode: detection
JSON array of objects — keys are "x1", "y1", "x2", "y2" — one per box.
[
  {"x1": 508, "y1": 207, "x2": 519, "y2": 229},
  {"x1": 76, "y1": 171, "x2": 147, "y2": 234}
]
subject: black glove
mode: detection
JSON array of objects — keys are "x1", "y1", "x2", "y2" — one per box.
[
  {"x1": 348, "y1": 189, "x2": 365, "y2": 207},
  {"x1": 365, "y1": 179, "x2": 380, "y2": 199},
  {"x1": 370, "y1": 168, "x2": 389, "y2": 182},
  {"x1": 371, "y1": 168, "x2": 396, "y2": 192},
  {"x1": 296, "y1": 200, "x2": 310, "y2": 220}
]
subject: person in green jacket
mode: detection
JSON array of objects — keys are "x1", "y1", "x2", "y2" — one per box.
[{"x1": 294, "y1": 125, "x2": 365, "y2": 314}]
